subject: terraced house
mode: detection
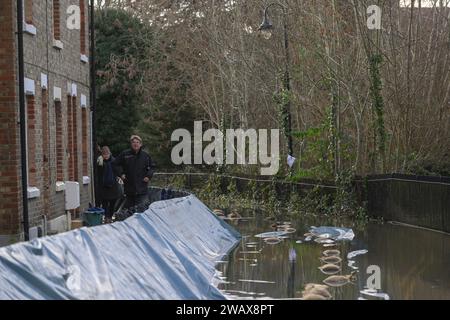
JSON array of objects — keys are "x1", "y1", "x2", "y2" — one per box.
[{"x1": 0, "y1": 0, "x2": 93, "y2": 245}]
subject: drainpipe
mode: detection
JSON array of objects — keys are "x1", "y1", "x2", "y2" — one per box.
[
  {"x1": 17, "y1": 0, "x2": 30, "y2": 241},
  {"x1": 90, "y1": 0, "x2": 97, "y2": 205}
]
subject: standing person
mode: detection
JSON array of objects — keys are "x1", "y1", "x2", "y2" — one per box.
[
  {"x1": 94, "y1": 143, "x2": 103, "y2": 207},
  {"x1": 96, "y1": 146, "x2": 122, "y2": 223},
  {"x1": 113, "y1": 135, "x2": 155, "y2": 209}
]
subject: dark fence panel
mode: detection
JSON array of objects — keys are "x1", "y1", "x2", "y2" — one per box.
[
  {"x1": 366, "y1": 174, "x2": 450, "y2": 233},
  {"x1": 152, "y1": 172, "x2": 450, "y2": 233}
]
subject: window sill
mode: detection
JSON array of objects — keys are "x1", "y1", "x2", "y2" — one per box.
[
  {"x1": 53, "y1": 39, "x2": 64, "y2": 50},
  {"x1": 80, "y1": 54, "x2": 89, "y2": 63},
  {"x1": 23, "y1": 23, "x2": 37, "y2": 36},
  {"x1": 55, "y1": 181, "x2": 65, "y2": 192},
  {"x1": 27, "y1": 187, "x2": 40, "y2": 199}
]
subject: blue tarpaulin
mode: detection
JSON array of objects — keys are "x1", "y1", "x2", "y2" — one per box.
[{"x1": 0, "y1": 194, "x2": 241, "y2": 299}]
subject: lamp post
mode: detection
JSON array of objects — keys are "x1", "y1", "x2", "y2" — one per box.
[{"x1": 258, "y1": 2, "x2": 294, "y2": 158}]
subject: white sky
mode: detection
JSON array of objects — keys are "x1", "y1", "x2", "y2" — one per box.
[{"x1": 400, "y1": 0, "x2": 450, "y2": 7}]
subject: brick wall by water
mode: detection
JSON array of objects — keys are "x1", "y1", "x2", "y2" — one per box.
[
  {"x1": 0, "y1": 0, "x2": 93, "y2": 245},
  {"x1": 0, "y1": 0, "x2": 22, "y2": 244}
]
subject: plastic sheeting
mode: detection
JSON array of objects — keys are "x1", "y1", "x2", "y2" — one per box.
[
  {"x1": 0, "y1": 194, "x2": 241, "y2": 300},
  {"x1": 347, "y1": 249, "x2": 368, "y2": 259},
  {"x1": 309, "y1": 226, "x2": 355, "y2": 241}
]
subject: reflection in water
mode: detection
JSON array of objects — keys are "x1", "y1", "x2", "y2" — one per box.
[
  {"x1": 217, "y1": 209, "x2": 450, "y2": 300},
  {"x1": 287, "y1": 248, "x2": 296, "y2": 298}
]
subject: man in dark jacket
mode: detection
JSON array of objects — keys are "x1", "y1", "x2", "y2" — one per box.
[{"x1": 113, "y1": 135, "x2": 156, "y2": 209}]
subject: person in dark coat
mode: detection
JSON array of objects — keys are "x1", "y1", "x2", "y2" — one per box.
[
  {"x1": 94, "y1": 143, "x2": 103, "y2": 207},
  {"x1": 113, "y1": 135, "x2": 155, "y2": 209},
  {"x1": 96, "y1": 146, "x2": 122, "y2": 223}
]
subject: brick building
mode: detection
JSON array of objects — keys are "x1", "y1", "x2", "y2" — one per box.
[{"x1": 0, "y1": 0, "x2": 93, "y2": 246}]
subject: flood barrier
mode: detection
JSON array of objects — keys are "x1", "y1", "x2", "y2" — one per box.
[{"x1": 0, "y1": 190, "x2": 241, "y2": 299}]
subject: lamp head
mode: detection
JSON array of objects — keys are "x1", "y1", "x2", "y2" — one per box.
[{"x1": 258, "y1": 12, "x2": 273, "y2": 39}]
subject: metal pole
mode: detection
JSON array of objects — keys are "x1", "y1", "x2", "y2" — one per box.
[
  {"x1": 282, "y1": 10, "x2": 293, "y2": 157},
  {"x1": 262, "y1": 2, "x2": 294, "y2": 157},
  {"x1": 17, "y1": 0, "x2": 30, "y2": 241}
]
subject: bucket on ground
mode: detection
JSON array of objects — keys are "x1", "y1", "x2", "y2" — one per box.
[{"x1": 83, "y1": 207, "x2": 105, "y2": 226}]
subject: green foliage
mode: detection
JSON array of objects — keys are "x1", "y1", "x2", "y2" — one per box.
[
  {"x1": 95, "y1": 8, "x2": 196, "y2": 167},
  {"x1": 137, "y1": 101, "x2": 195, "y2": 170},
  {"x1": 290, "y1": 111, "x2": 335, "y2": 181},
  {"x1": 167, "y1": 174, "x2": 187, "y2": 190},
  {"x1": 246, "y1": 179, "x2": 260, "y2": 202},
  {"x1": 273, "y1": 89, "x2": 292, "y2": 145},
  {"x1": 264, "y1": 181, "x2": 281, "y2": 212},
  {"x1": 333, "y1": 169, "x2": 367, "y2": 221},
  {"x1": 198, "y1": 174, "x2": 222, "y2": 200},
  {"x1": 369, "y1": 54, "x2": 387, "y2": 170},
  {"x1": 405, "y1": 158, "x2": 450, "y2": 177},
  {"x1": 136, "y1": 59, "x2": 196, "y2": 170},
  {"x1": 226, "y1": 178, "x2": 238, "y2": 198},
  {"x1": 292, "y1": 127, "x2": 323, "y2": 140},
  {"x1": 94, "y1": 9, "x2": 150, "y2": 155},
  {"x1": 187, "y1": 172, "x2": 368, "y2": 223}
]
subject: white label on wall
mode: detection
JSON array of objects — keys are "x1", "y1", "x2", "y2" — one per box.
[
  {"x1": 41, "y1": 73, "x2": 48, "y2": 89},
  {"x1": 71, "y1": 83, "x2": 77, "y2": 97},
  {"x1": 53, "y1": 87, "x2": 62, "y2": 102},
  {"x1": 80, "y1": 94, "x2": 87, "y2": 108}
]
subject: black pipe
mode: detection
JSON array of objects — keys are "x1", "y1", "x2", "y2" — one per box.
[
  {"x1": 17, "y1": 0, "x2": 30, "y2": 241},
  {"x1": 90, "y1": 0, "x2": 97, "y2": 204}
]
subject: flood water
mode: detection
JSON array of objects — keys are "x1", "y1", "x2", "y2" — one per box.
[{"x1": 216, "y1": 210, "x2": 450, "y2": 300}]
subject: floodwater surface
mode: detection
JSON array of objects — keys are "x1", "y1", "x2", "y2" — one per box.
[{"x1": 216, "y1": 211, "x2": 450, "y2": 300}]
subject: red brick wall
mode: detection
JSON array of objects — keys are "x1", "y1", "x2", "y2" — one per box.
[
  {"x1": 1, "y1": 0, "x2": 92, "y2": 243},
  {"x1": 0, "y1": 0, "x2": 21, "y2": 237}
]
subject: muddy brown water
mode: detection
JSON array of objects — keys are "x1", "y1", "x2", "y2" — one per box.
[{"x1": 216, "y1": 210, "x2": 450, "y2": 300}]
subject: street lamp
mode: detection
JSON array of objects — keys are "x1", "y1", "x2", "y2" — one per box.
[{"x1": 258, "y1": 2, "x2": 294, "y2": 158}]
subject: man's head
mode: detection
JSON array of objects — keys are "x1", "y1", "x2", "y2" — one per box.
[{"x1": 130, "y1": 135, "x2": 142, "y2": 153}]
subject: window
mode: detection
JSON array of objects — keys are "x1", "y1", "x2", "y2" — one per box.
[
  {"x1": 24, "y1": 78, "x2": 36, "y2": 189},
  {"x1": 26, "y1": 94, "x2": 36, "y2": 187},
  {"x1": 67, "y1": 94, "x2": 79, "y2": 182},
  {"x1": 23, "y1": 0, "x2": 36, "y2": 35},
  {"x1": 24, "y1": 0, "x2": 33, "y2": 25},
  {"x1": 82, "y1": 107, "x2": 88, "y2": 176},
  {"x1": 53, "y1": 0, "x2": 61, "y2": 41},
  {"x1": 55, "y1": 100, "x2": 64, "y2": 182},
  {"x1": 72, "y1": 96, "x2": 79, "y2": 182},
  {"x1": 80, "y1": 0, "x2": 86, "y2": 55},
  {"x1": 42, "y1": 89, "x2": 50, "y2": 189},
  {"x1": 67, "y1": 95, "x2": 73, "y2": 180}
]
